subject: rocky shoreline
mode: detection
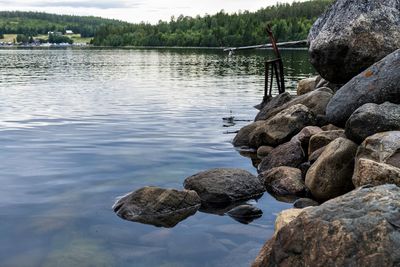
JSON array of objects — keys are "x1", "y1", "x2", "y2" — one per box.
[{"x1": 113, "y1": 0, "x2": 400, "y2": 265}]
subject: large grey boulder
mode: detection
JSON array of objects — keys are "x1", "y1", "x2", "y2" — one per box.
[
  {"x1": 308, "y1": 0, "x2": 400, "y2": 84},
  {"x1": 258, "y1": 140, "x2": 305, "y2": 173},
  {"x1": 250, "y1": 104, "x2": 315, "y2": 148},
  {"x1": 255, "y1": 88, "x2": 333, "y2": 122},
  {"x1": 305, "y1": 137, "x2": 358, "y2": 201},
  {"x1": 353, "y1": 131, "x2": 400, "y2": 187},
  {"x1": 345, "y1": 102, "x2": 400, "y2": 143},
  {"x1": 183, "y1": 168, "x2": 265, "y2": 206},
  {"x1": 113, "y1": 186, "x2": 201, "y2": 228},
  {"x1": 326, "y1": 49, "x2": 400, "y2": 126},
  {"x1": 258, "y1": 167, "x2": 307, "y2": 197},
  {"x1": 253, "y1": 184, "x2": 400, "y2": 267}
]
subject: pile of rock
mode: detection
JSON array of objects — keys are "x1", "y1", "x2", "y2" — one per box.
[{"x1": 248, "y1": 0, "x2": 400, "y2": 264}]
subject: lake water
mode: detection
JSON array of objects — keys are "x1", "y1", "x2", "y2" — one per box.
[{"x1": 0, "y1": 48, "x2": 314, "y2": 267}]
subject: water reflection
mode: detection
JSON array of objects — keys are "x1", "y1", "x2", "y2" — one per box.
[{"x1": 0, "y1": 48, "x2": 313, "y2": 266}]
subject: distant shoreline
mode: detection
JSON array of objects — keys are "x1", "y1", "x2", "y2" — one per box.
[{"x1": 0, "y1": 45, "x2": 308, "y2": 51}]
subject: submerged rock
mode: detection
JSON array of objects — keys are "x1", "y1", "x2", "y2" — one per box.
[
  {"x1": 250, "y1": 104, "x2": 315, "y2": 147},
  {"x1": 308, "y1": 0, "x2": 400, "y2": 83},
  {"x1": 345, "y1": 102, "x2": 400, "y2": 143},
  {"x1": 305, "y1": 137, "x2": 357, "y2": 201},
  {"x1": 258, "y1": 140, "x2": 305, "y2": 173},
  {"x1": 326, "y1": 49, "x2": 400, "y2": 126},
  {"x1": 253, "y1": 184, "x2": 400, "y2": 267},
  {"x1": 258, "y1": 167, "x2": 307, "y2": 197},
  {"x1": 353, "y1": 131, "x2": 400, "y2": 187},
  {"x1": 113, "y1": 186, "x2": 201, "y2": 228},
  {"x1": 183, "y1": 168, "x2": 265, "y2": 206},
  {"x1": 227, "y1": 204, "x2": 263, "y2": 224}
]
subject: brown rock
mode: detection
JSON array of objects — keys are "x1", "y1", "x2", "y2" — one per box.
[
  {"x1": 353, "y1": 159, "x2": 400, "y2": 187},
  {"x1": 308, "y1": 130, "x2": 345, "y2": 155},
  {"x1": 296, "y1": 76, "x2": 319, "y2": 96},
  {"x1": 113, "y1": 186, "x2": 201, "y2": 228},
  {"x1": 250, "y1": 104, "x2": 315, "y2": 147},
  {"x1": 255, "y1": 88, "x2": 333, "y2": 121},
  {"x1": 232, "y1": 121, "x2": 264, "y2": 147},
  {"x1": 305, "y1": 137, "x2": 357, "y2": 201},
  {"x1": 252, "y1": 184, "x2": 400, "y2": 267},
  {"x1": 291, "y1": 126, "x2": 322, "y2": 151},
  {"x1": 259, "y1": 167, "x2": 307, "y2": 197},
  {"x1": 353, "y1": 131, "x2": 400, "y2": 187},
  {"x1": 256, "y1": 146, "x2": 274, "y2": 159},
  {"x1": 183, "y1": 168, "x2": 265, "y2": 205},
  {"x1": 321, "y1": 124, "x2": 342, "y2": 131},
  {"x1": 308, "y1": 145, "x2": 326, "y2": 163},
  {"x1": 258, "y1": 140, "x2": 305, "y2": 173}
]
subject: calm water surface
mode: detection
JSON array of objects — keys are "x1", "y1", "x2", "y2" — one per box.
[{"x1": 0, "y1": 48, "x2": 314, "y2": 267}]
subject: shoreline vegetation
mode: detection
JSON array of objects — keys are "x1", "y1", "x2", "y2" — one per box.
[{"x1": 0, "y1": 0, "x2": 333, "y2": 48}]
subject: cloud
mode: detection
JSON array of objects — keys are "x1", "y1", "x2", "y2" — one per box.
[{"x1": 0, "y1": 0, "x2": 143, "y2": 9}]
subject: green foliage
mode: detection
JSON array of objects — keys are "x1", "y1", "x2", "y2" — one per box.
[
  {"x1": 0, "y1": 11, "x2": 129, "y2": 37},
  {"x1": 93, "y1": 0, "x2": 333, "y2": 47},
  {"x1": 0, "y1": 33, "x2": 3, "y2": 39},
  {"x1": 16, "y1": 34, "x2": 29, "y2": 43},
  {"x1": 48, "y1": 33, "x2": 73, "y2": 44}
]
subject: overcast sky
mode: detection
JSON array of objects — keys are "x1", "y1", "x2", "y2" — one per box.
[{"x1": 0, "y1": 0, "x2": 306, "y2": 24}]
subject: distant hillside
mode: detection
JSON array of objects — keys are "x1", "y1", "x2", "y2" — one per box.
[
  {"x1": 0, "y1": 11, "x2": 129, "y2": 37},
  {"x1": 92, "y1": 0, "x2": 334, "y2": 47}
]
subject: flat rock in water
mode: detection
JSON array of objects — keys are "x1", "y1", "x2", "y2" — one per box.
[
  {"x1": 326, "y1": 49, "x2": 400, "y2": 126},
  {"x1": 183, "y1": 168, "x2": 265, "y2": 206},
  {"x1": 113, "y1": 186, "x2": 201, "y2": 228},
  {"x1": 253, "y1": 184, "x2": 400, "y2": 267},
  {"x1": 345, "y1": 102, "x2": 400, "y2": 143},
  {"x1": 308, "y1": 0, "x2": 400, "y2": 83}
]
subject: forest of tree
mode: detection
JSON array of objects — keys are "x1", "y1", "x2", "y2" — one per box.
[
  {"x1": 0, "y1": 11, "x2": 129, "y2": 37},
  {"x1": 0, "y1": 0, "x2": 333, "y2": 46},
  {"x1": 92, "y1": 0, "x2": 333, "y2": 47}
]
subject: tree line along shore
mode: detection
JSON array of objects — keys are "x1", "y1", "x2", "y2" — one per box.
[{"x1": 0, "y1": 0, "x2": 332, "y2": 47}]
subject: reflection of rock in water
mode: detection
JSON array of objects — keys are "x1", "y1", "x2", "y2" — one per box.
[
  {"x1": 113, "y1": 186, "x2": 201, "y2": 228},
  {"x1": 237, "y1": 149, "x2": 261, "y2": 168},
  {"x1": 227, "y1": 204, "x2": 263, "y2": 224}
]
